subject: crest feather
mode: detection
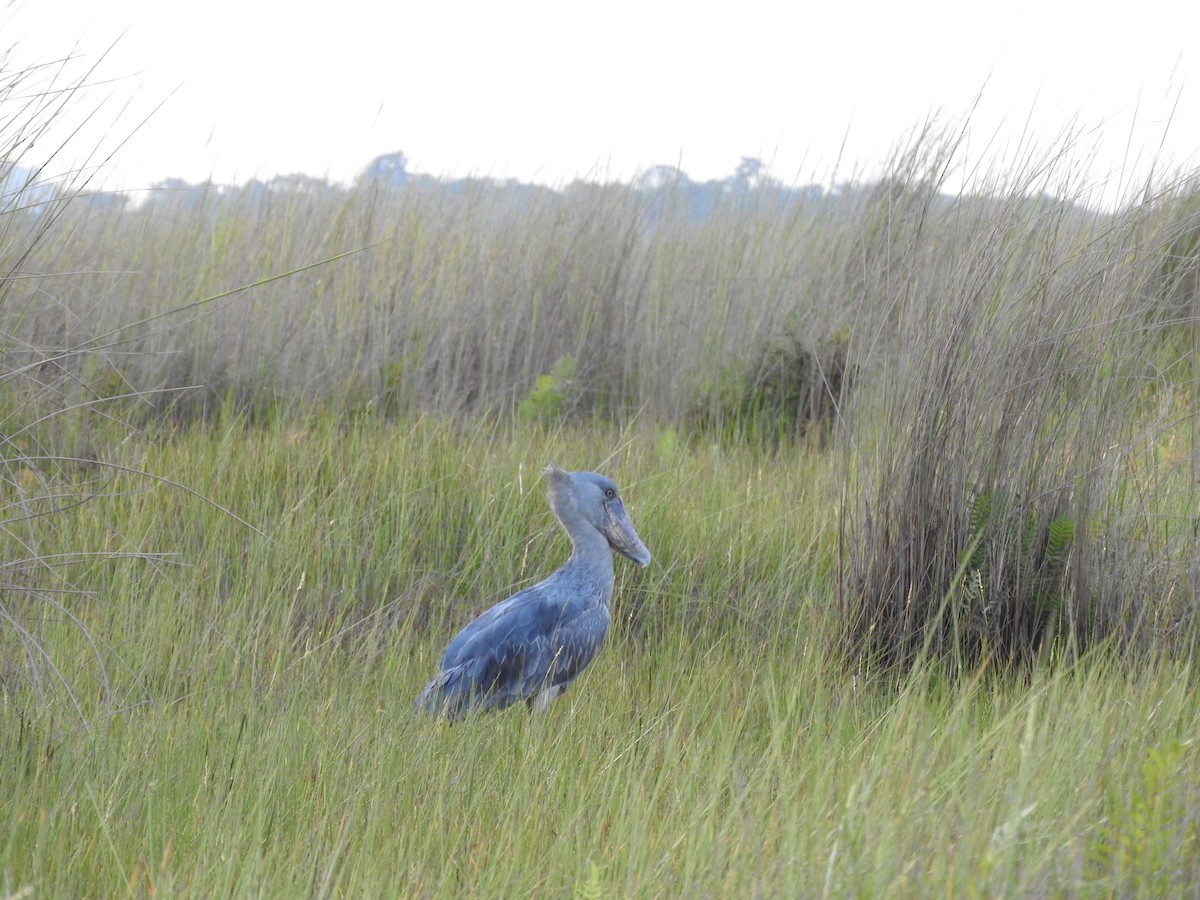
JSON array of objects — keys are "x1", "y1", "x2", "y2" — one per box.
[
  {"x1": 543, "y1": 462, "x2": 571, "y2": 484},
  {"x1": 543, "y1": 462, "x2": 574, "y2": 509}
]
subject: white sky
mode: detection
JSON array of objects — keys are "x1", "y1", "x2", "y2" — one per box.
[{"x1": 4, "y1": 0, "x2": 1199, "y2": 206}]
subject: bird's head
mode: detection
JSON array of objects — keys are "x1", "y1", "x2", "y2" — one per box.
[{"x1": 544, "y1": 463, "x2": 651, "y2": 566}]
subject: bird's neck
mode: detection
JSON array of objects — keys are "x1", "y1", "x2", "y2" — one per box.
[{"x1": 561, "y1": 527, "x2": 615, "y2": 604}]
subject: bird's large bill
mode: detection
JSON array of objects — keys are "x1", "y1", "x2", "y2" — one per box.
[{"x1": 605, "y1": 503, "x2": 651, "y2": 567}]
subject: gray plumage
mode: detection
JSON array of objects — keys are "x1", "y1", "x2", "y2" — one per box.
[{"x1": 415, "y1": 463, "x2": 651, "y2": 720}]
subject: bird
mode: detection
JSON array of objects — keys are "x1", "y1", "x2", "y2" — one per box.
[{"x1": 415, "y1": 463, "x2": 651, "y2": 720}]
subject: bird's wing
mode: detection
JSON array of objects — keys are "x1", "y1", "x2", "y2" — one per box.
[
  {"x1": 439, "y1": 582, "x2": 553, "y2": 669},
  {"x1": 537, "y1": 603, "x2": 609, "y2": 687},
  {"x1": 419, "y1": 584, "x2": 609, "y2": 716}
]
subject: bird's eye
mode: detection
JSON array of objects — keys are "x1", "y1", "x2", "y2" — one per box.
[{"x1": 605, "y1": 488, "x2": 616, "y2": 499}]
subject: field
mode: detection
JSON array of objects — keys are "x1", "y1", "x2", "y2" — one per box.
[{"x1": 4, "y1": 62, "x2": 1200, "y2": 895}]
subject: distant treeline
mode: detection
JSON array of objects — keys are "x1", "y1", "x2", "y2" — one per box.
[{"x1": 5, "y1": 151, "x2": 935, "y2": 223}]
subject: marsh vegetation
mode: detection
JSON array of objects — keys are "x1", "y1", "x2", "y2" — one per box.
[{"x1": 3, "y1": 52, "x2": 1200, "y2": 894}]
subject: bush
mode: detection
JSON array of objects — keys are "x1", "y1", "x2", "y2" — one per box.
[{"x1": 686, "y1": 331, "x2": 851, "y2": 445}]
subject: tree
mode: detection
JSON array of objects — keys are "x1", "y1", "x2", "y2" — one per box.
[{"x1": 359, "y1": 151, "x2": 410, "y2": 188}]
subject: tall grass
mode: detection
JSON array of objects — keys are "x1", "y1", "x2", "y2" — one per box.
[
  {"x1": 0, "y1": 141, "x2": 930, "y2": 426},
  {"x1": 1, "y1": 45, "x2": 161, "y2": 721},
  {"x1": 838, "y1": 144, "x2": 1200, "y2": 669},
  {"x1": 0, "y1": 417, "x2": 1197, "y2": 895}
]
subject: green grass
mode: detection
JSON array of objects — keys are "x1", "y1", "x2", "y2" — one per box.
[{"x1": 1, "y1": 418, "x2": 1198, "y2": 896}]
